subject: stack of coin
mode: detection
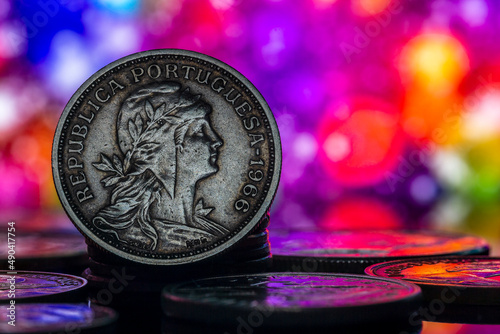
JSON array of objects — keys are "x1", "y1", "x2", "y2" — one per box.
[{"x1": 52, "y1": 49, "x2": 281, "y2": 333}]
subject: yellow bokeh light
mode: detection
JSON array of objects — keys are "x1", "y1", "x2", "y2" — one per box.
[{"x1": 399, "y1": 33, "x2": 470, "y2": 96}]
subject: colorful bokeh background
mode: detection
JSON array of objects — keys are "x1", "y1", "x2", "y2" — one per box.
[{"x1": 1, "y1": 0, "x2": 500, "y2": 331}]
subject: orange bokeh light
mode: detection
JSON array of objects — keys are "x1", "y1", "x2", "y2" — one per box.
[
  {"x1": 401, "y1": 89, "x2": 463, "y2": 142},
  {"x1": 399, "y1": 33, "x2": 470, "y2": 96},
  {"x1": 352, "y1": 0, "x2": 392, "y2": 16}
]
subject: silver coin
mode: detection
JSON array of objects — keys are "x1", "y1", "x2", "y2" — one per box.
[{"x1": 52, "y1": 49, "x2": 281, "y2": 265}]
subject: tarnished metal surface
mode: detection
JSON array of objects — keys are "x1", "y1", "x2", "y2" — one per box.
[{"x1": 52, "y1": 49, "x2": 281, "y2": 265}]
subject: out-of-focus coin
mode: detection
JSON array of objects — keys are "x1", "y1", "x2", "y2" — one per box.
[
  {"x1": 366, "y1": 256, "x2": 500, "y2": 305},
  {"x1": 270, "y1": 230, "x2": 489, "y2": 273},
  {"x1": 161, "y1": 273, "x2": 422, "y2": 328},
  {"x1": 0, "y1": 303, "x2": 117, "y2": 334},
  {"x1": 0, "y1": 271, "x2": 87, "y2": 303},
  {"x1": 366, "y1": 256, "x2": 500, "y2": 324},
  {"x1": 52, "y1": 49, "x2": 281, "y2": 265},
  {"x1": 0, "y1": 232, "x2": 87, "y2": 273}
]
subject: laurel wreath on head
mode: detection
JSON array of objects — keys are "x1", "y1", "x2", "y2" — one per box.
[
  {"x1": 92, "y1": 93, "x2": 197, "y2": 187},
  {"x1": 92, "y1": 92, "x2": 223, "y2": 233}
]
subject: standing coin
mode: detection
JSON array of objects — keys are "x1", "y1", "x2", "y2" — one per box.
[
  {"x1": 0, "y1": 271, "x2": 87, "y2": 303},
  {"x1": 52, "y1": 49, "x2": 281, "y2": 265}
]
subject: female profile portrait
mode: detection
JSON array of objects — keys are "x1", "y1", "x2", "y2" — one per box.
[{"x1": 92, "y1": 82, "x2": 228, "y2": 252}]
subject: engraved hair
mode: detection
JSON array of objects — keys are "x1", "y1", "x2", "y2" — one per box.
[{"x1": 92, "y1": 82, "x2": 212, "y2": 250}]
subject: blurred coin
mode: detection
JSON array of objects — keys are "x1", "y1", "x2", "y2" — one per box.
[
  {"x1": 52, "y1": 49, "x2": 281, "y2": 266},
  {"x1": 0, "y1": 271, "x2": 87, "y2": 303},
  {"x1": 0, "y1": 232, "x2": 87, "y2": 273},
  {"x1": 270, "y1": 230, "x2": 489, "y2": 273},
  {"x1": 161, "y1": 272, "x2": 422, "y2": 328},
  {"x1": 366, "y1": 256, "x2": 500, "y2": 324},
  {"x1": 366, "y1": 256, "x2": 500, "y2": 306},
  {"x1": 0, "y1": 303, "x2": 117, "y2": 334}
]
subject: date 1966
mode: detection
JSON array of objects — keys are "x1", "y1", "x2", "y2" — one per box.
[{"x1": 6, "y1": 221, "x2": 16, "y2": 327}]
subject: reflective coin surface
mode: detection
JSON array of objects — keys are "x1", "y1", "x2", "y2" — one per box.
[
  {"x1": 52, "y1": 49, "x2": 281, "y2": 265},
  {"x1": 366, "y1": 257, "x2": 500, "y2": 307},
  {"x1": 0, "y1": 303, "x2": 117, "y2": 333},
  {"x1": 270, "y1": 230, "x2": 489, "y2": 258},
  {"x1": 0, "y1": 271, "x2": 86, "y2": 301},
  {"x1": 366, "y1": 256, "x2": 500, "y2": 287},
  {"x1": 162, "y1": 272, "x2": 422, "y2": 327}
]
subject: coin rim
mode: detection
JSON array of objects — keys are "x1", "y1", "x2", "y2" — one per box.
[
  {"x1": 52, "y1": 49, "x2": 282, "y2": 265},
  {"x1": 0, "y1": 270, "x2": 87, "y2": 300},
  {"x1": 161, "y1": 272, "x2": 422, "y2": 327},
  {"x1": 365, "y1": 255, "x2": 500, "y2": 288},
  {"x1": 269, "y1": 229, "x2": 490, "y2": 258}
]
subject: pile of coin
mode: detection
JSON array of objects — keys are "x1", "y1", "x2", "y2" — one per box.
[{"x1": 36, "y1": 47, "x2": 500, "y2": 333}]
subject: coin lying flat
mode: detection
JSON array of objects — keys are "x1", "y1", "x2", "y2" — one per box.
[
  {"x1": 0, "y1": 232, "x2": 87, "y2": 273},
  {"x1": 0, "y1": 232, "x2": 86, "y2": 259},
  {"x1": 161, "y1": 272, "x2": 422, "y2": 328},
  {"x1": 366, "y1": 256, "x2": 500, "y2": 305},
  {"x1": 52, "y1": 49, "x2": 281, "y2": 265},
  {"x1": 0, "y1": 271, "x2": 87, "y2": 303},
  {"x1": 0, "y1": 303, "x2": 117, "y2": 334},
  {"x1": 270, "y1": 229, "x2": 489, "y2": 273},
  {"x1": 366, "y1": 256, "x2": 500, "y2": 324}
]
